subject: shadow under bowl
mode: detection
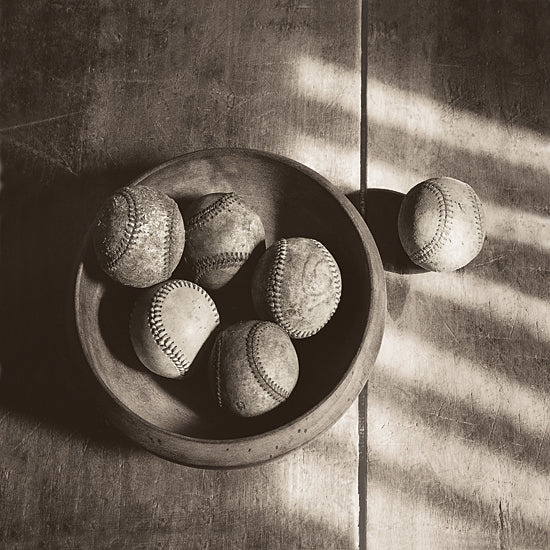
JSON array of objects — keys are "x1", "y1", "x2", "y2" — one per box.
[{"x1": 70, "y1": 148, "x2": 386, "y2": 468}]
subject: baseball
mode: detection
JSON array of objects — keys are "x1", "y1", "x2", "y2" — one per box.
[
  {"x1": 183, "y1": 192, "x2": 265, "y2": 291},
  {"x1": 209, "y1": 320, "x2": 299, "y2": 417},
  {"x1": 398, "y1": 177, "x2": 486, "y2": 271},
  {"x1": 129, "y1": 279, "x2": 220, "y2": 379},
  {"x1": 92, "y1": 185, "x2": 185, "y2": 288},
  {"x1": 251, "y1": 237, "x2": 342, "y2": 339}
]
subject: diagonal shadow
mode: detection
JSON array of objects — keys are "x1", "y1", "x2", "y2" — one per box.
[
  {"x1": 367, "y1": 459, "x2": 550, "y2": 547},
  {"x1": 368, "y1": 120, "x2": 549, "y2": 213},
  {"x1": 374, "y1": 369, "x2": 550, "y2": 475},
  {"x1": 469, "y1": 237, "x2": 550, "y2": 302},
  {"x1": 367, "y1": 0, "x2": 550, "y2": 137},
  {"x1": 385, "y1": 282, "x2": 550, "y2": 393}
]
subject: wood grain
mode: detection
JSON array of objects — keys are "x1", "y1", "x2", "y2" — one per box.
[
  {"x1": 0, "y1": 1, "x2": 362, "y2": 548},
  {"x1": 366, "y1": 1, "x2": 550, "y2": 548}
]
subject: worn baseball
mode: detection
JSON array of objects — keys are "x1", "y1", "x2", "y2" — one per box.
[
  {"x1": 129, "y1": 279, "x2": 220, "y2": 379},
  {"x1": 92, "y1": 185, "x2": 185, "y2": 288},
  {"x1": 398, "y1": 177, "x2": 486, "y2": 271},
  {"x1": 251, "y1": 237, "x2": 342, "y2": 339},
  {"x1": 183, "y1": 192, "x2": 265, "y2": 291},
  {"x1": 209, "y1": 320, "x2": 299, "y2": 417}
]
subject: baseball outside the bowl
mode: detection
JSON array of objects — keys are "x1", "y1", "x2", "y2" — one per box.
[
  {"x1": 398, "y1": 177, "x2": 486, "y2": 272},
  {"x1": 129, "y1": 279, "x2": 220, "y2": 379},
  {"x1": 251, "y1": 237, "x2": 342, "y2": 339},
  {"x1": 183, "y1": 192, "x2": 265, "y2": 291},
  {"x1": 92, "y1": 185, "x2": 185, "y2": 288},
  {"x1": 209, "y1": 320, "x2": 299, "y2": 417}
]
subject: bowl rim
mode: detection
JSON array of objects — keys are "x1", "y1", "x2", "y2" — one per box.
[{"x1": 71, "y1": 147, "x2": 386, "y2": 468}]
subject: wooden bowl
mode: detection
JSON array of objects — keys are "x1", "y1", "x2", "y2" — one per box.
[{"x1": 71, "y1": 148, "x2": 386, "y2": 468}]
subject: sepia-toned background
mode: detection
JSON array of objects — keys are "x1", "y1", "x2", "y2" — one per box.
[{"x1": 1, "y1": 1, "x2": 549, "y2": 548}]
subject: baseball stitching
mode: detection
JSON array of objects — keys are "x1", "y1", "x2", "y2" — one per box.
[
  {"x1": 467, "y1": 184, "x2": 485, "y2": 253},
  {"x1": 193, "y1": 251, "x2": 249, "y2": 284},
  {"x1": 246, "y1": 322, "x2": 291, "y2": 403},
  {"x1": 409, "y1": 181, "x2": 455, "y2": 264},
  {"x1": 267, "y1": 239, "x2": 293, "y2": 333},
  {"x1": 105, "y1": 188, "x2": 141, "y2": 272},
  {"x1": 185, "y1": 192, "x2": 241, "y2": 231},
  {"x1": 148, "y1": 280, "x2": 219, "y2": 377},
  {"x1": 268, "y1": 239, "x2": 340, "y2": 339},
  {"x1": 213, "y1": 331, "x2": 224, "y2": 409},
  {"x1": 312, "y1": 239, "x2": 342, "y2": 324},
  {"x1": 161, "y1": 199, "x2": 177, "y2": 280}
]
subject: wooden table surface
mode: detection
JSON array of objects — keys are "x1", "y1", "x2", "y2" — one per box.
[
  {"x1": 2, "y1": 1, "x2": 549, "y2": 549},
  {"x1": 366, "y1": 1, "x2": 550, "y2": 548},
  {"x1": 1, "y1": 2, "x2": 363, "y2": 549}
]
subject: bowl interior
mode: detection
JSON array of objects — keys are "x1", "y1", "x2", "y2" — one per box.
[{"x1": 75, "y1": 150, "x2": 374, "y2": 441}]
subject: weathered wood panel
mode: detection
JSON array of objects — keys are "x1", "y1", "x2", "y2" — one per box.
[
  {"x1": 366, "y1": 1, "x2": 550, "y2": 548},
  {"x1": 0, "y1": 2, "x2": 362, "y2": 548}
]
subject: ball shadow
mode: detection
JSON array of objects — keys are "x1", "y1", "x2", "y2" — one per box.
[
  {"x1": 95, "y1": 269, "x2": 142, "y2": 372},
  {"x1": 364, "y1": 189, "x2": 424, "y2": 275},
  {"x1": 208, "y1": 242, "x2": 266, "y2": 327}
]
